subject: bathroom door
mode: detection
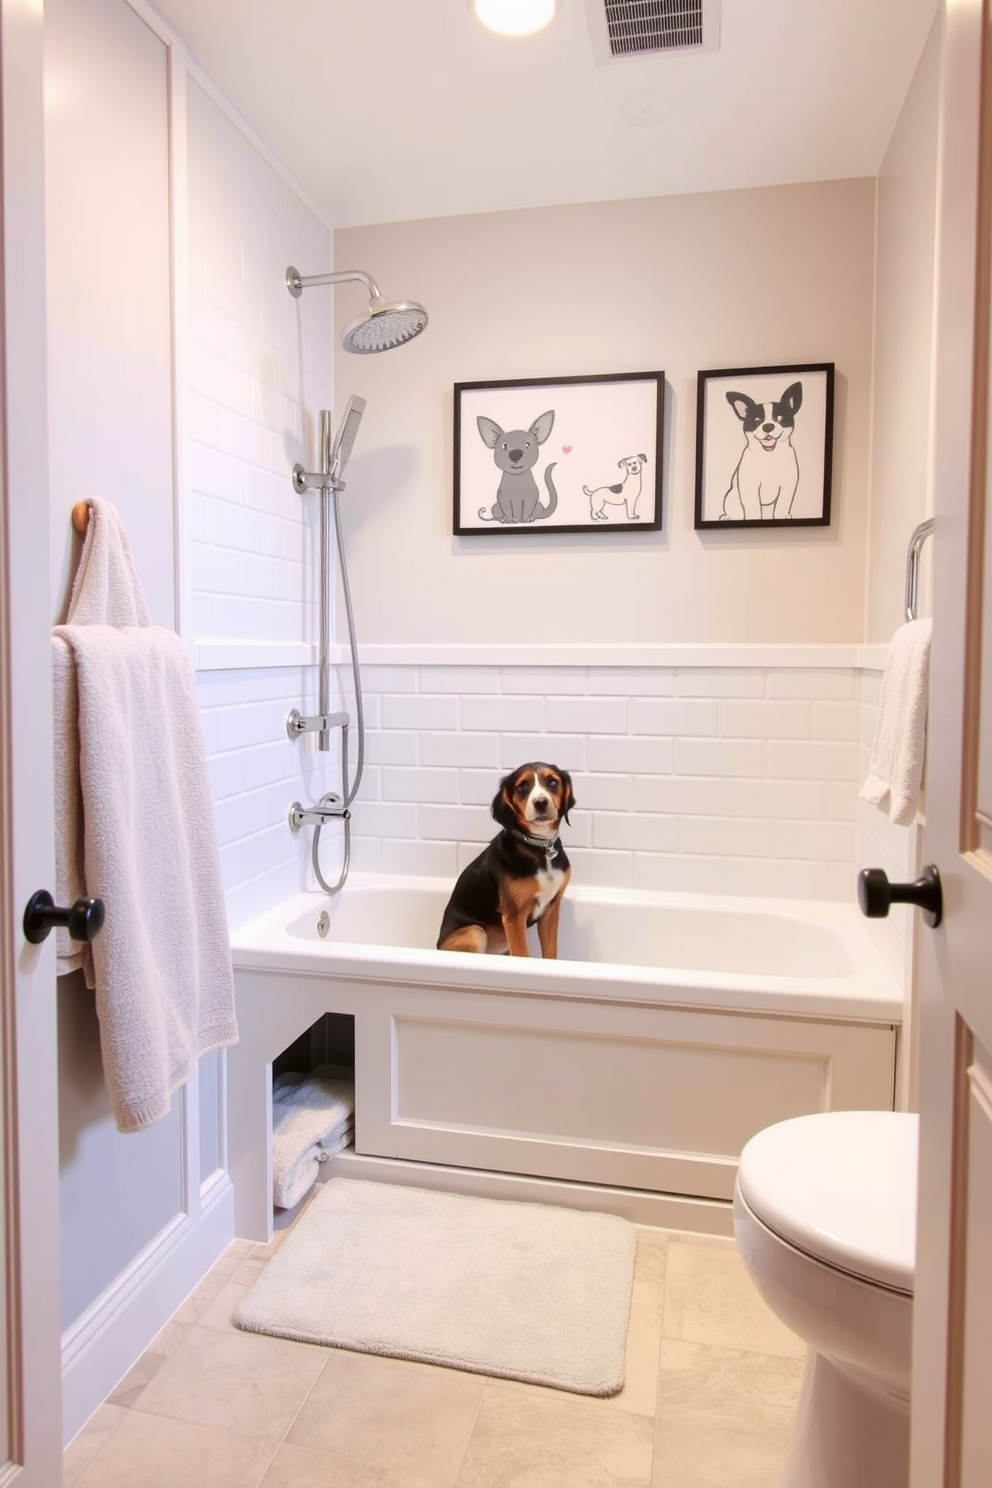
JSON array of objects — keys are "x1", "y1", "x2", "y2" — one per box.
[
  {"x1": 913, "y1": 0, "x2": 992, "y2": 1483},
  {"x1": 0, "y1": 0, "x2": 65, "y2": 1481}
]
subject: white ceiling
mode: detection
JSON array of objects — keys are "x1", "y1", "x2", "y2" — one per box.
[{"x1": 151, "y1": 0, "x2": 940, "y2": 229}]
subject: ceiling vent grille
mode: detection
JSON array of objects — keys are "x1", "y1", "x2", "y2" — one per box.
[
  {"x1": 606, "y1": 1, "x2": 701, "y2": 57},
  {"x1": 584, "y1": 0, "x2": 719, "y2": 63}
]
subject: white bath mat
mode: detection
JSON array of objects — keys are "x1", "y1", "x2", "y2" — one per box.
[{"x1": 234, "y1": 1177, "x2": 636, "y2": 1396}]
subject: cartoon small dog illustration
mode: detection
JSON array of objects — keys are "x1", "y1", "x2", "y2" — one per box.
[
  {"x1": 721, "y1": 383, "x2": 802, "y2": 521},
  {"x1": 583, "y1": 453, "x2": 648, "y2": 521},
  {"x1": 477, "y1": 410, "x2": 558, "y2": 523}
]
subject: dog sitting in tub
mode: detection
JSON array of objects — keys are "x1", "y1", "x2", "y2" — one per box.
[{"x1": 437, "y1": 762, "x2": 575, "y2": 958}]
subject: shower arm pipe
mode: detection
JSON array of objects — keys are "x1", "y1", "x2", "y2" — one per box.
[{"x1": 286, "y1": 266, "x2": 383, "y2": 301}]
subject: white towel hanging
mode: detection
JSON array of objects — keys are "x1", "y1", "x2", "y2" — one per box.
[
  {"x1": 52, "y1": 497, "x2": 237, "y2": 1133},
  {"x1": 860, "y1": 618, "x2": 932, "y2": 826}
]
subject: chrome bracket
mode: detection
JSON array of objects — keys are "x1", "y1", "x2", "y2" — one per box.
[
  {"x1": 286, "y1": 708, "x2": 351, "y2": 740},
  {"x1": 292, "y1": 463, "x2": 345, "y2": 496}
]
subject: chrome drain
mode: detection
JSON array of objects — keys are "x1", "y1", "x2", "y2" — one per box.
[{"x1": 317, "y1": 911, "x2": 330, "y2": 938}]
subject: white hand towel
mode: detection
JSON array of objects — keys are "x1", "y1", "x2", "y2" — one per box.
[
  {"x1": 272, "y1": 1065, "x2": 355, "y2": 1209},
  {"x1": 860, "y1": 618, "x2": 933, "y2": 826},
  {"x1": 53, "y1": 496, "x2": 146, "y2": 978},
  {"x1": 52, "y1": 497, "x2": 237, "y2": 1132}
]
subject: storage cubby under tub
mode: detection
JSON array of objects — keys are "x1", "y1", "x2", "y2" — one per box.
[{"x1": 227, "y1": 877, "x2": 902, "y2": 1242}]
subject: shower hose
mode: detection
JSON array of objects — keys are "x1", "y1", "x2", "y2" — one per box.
[{"x1": 312, "y1": 485, "x2": 365, "y2": 894}]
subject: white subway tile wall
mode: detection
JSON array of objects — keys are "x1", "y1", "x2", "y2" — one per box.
[
  {"x1": 187, "y1": 81, "x2": 343, "y2": 919},
  {"x1": 195, "y1": 666, "x2": 348, "y2": 929},
  {"x1": 194, "y1": 663, "x2": 889, "y2": 929},
  {"x1": 187, "y1": 78, "x2": 333, "y2": 654}
]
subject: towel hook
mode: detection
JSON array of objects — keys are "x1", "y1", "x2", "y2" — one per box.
[{"x1": 71, "y1": 501, "x2": 90, "y2": 535}]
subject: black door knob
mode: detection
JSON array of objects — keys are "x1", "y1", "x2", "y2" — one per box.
[
  {"x1": 857, "y1": 864, "x2": 943, "y2": 928},
  {"x1": 23, "y1": 890, "x2": 105, "y2": 945}
]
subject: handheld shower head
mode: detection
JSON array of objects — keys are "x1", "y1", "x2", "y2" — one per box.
[
  {"x1": 286, "y1": 265, "x2": 429, "y2": 354},
  {"x1": 324, "y1": 395, "x2": 366, "y2": 484}
]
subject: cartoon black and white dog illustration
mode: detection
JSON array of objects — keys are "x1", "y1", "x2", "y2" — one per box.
[
  {"x1": 583, "y1": 453, "x2": 648, "y2": 521},
  {"x1": 720, "y1": 382, "x2": 802, "y2": 521},
  {"x1": 476, "y1": 410, "x2": 558, "y2": 523}
]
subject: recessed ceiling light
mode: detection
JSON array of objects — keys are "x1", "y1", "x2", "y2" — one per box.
[{"x1": 473, "y1": 0, "x2": 557, "y2": 37}]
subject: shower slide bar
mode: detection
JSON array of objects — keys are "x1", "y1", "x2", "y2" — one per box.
[
  {"x1": 905, "y1": 518, "x2": 935, "y2": 622},
  {"x1": 286, "y1": 401, "x2": 367, "y2": 896},
  {"x1": 285, "y1": 404, "x2": 365, "y2": 752}
]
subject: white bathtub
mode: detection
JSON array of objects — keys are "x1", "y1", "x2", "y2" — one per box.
[
  {"x1": 232, "y1": 875, "x2": 901, "y2": 1021},
  {"x1": 228, "y1": 877, "x2": 902, "y2": 1239}
]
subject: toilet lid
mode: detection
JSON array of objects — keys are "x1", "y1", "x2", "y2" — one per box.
[{"x1": 737, "y1": 1110, "x2": 918, "y2": 1293}]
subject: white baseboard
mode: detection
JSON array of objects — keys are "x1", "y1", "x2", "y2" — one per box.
[
  {"x1": 61, "y1": 1175, "x2": 235, "y2": 1447},
  {"x1": 322, "y1": 1148, "x2": 734, "y2": 1236}
]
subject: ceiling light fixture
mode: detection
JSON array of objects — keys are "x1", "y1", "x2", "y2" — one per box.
[{"x1": 473, "y1": 0, "x2": 557, "y2": 37}]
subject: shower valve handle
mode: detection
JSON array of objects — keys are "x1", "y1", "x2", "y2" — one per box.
[
  {"x1": 286, "y1": 708, "x2": 351, "y2": 740},
  {"x1": 857, "y1": 865, "x2": 943, "y2": 928},
  {"x1": 289, "y1": 800, "x2": 351, "y2": 830}
]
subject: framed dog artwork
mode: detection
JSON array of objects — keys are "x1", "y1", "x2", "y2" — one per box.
[
  {"x1": 453, "y1": 371, "x2": 664, "y2": 535},
  {"x1": 694, "y1": 363, "x2": 835, "y2": 529}
]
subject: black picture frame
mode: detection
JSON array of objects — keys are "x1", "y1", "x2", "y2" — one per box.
[
  {"x1": 453, "y1": 371, "x2": 664, "y2": 535},
  {"x1": 694, "y1": 363, "x2": 835, "y2": 529}
]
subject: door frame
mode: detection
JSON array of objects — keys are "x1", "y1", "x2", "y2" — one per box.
[{"x1": 0, "y1": 0, "x2": 67, "y2": 1479}]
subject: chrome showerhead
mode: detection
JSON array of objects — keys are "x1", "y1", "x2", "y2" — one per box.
[
  {"x1": 286, "y1": 265, "x2": 429, "y2": 355},
  {"x1": 342, "y1": 300, "x2": 429, "y2": 355}
]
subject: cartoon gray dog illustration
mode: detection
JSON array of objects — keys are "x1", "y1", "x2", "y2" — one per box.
[{"x1": 476, "y1": 410, "x2": 558, "y2": 523}]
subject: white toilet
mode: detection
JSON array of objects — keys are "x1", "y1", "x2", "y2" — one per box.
[{"x1": 733, "y1": 1109, "x2": 918, "y2": 1488}]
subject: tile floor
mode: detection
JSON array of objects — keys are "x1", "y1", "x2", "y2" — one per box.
[{"x1": 63, "y1": 1193, "x2": 806, "y2": 1488}]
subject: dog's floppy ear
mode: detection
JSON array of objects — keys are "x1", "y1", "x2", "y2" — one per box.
[
  {"x1": 640, "y1": 453, "x2": 647, "y2": 462},
  {"x1": 559, "y1": 770, "x2": 576, "y2": 825},
  {"x1": 726, "y1": 391, "x2": 755, "y2": 422},
  {"x1": 491, "y1": 774, "x2": 518, "y2": 831},
  {"x1": 529, "y1": 410, "x2": 555, "y2": 446},
  {"x1": 780, "y1": 382, "x2": 803, "y2": 417},
  {"x1": 477, "y1": 415, "x2": 503, "y2": 450}
]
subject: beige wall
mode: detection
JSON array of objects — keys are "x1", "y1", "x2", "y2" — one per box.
[
  {"x1": 334, "y1": 179, "x2": 875, "y2": 646},
  {"x1": 46, "y1": 0, "x2": 175, "y2": 627},
  {"x1": 867, "y1": 17, "x2": 941, "y2": 642}
]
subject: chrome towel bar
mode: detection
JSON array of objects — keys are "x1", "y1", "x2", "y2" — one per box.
[{"x1": 905, "y1": 518, "x2": 935, "y2": 622}]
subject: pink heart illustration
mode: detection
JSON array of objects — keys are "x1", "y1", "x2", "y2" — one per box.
[{"x1": 562, "y1": 445, "x2": 572, "y2": 454}]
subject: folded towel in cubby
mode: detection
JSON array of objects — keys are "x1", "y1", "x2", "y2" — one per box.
[
  {"x1": 272, "y1": 1064, "x2": 355, "y2": 1210},
  {"x1": 274, "y1": 1118, "x2": 354, "y2": 1212},
  {"x1": 319, "y1": 1115, "x2": 354, "y2": 1155}
]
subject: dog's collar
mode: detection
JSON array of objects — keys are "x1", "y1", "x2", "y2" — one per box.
[{"x1": 508, "y1": 828, "x2": 560, "y2": 862}]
